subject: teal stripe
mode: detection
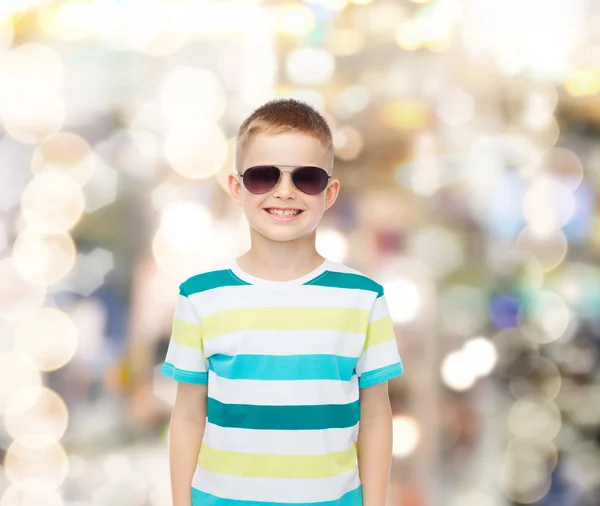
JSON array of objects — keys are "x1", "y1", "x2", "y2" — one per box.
[
  {"x1": 181, "y1": 270, "x2": 250, "y2": 296},
  {"x1": 192, "y1": 485, "x2": 362, "y2": 506},
  {"x1": 162, "y1": 362, "x2": 208, "y2": 384},
  {"x1": 209, "y1": 354, "x2": 358, "y2": 381},
  {"x1": 359, "y1": 362, "x2": 404, "y2": 389},
  {"x1": 207, "y1": 398, "x2": 360, "y2": 430},
  {"x1": 304, "y1": 271, "x2": 383, "y2": 297}
]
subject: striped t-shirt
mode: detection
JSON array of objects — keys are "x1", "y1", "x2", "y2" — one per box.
[{"x1": 162, "y1": 258, "x2": 404, "y2": 506}]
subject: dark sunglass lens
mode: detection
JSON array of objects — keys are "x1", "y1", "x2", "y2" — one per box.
[
  {"x1": 243, "y1": 166, "x2": 280, "y2": 194},
  {"x1": 293, "y1": 167, "x2": 329, "y2": 195}
]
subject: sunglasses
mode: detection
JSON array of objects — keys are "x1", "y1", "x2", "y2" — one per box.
[{"x1": 237, "y1": 165, "x2": 331, "y2": 195}]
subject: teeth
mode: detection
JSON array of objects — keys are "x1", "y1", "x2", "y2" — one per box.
[{"x1": 268, "y1": 209, "x2": 299, "y2": 216}]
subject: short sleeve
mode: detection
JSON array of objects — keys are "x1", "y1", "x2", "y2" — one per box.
[
  {"x1": 356, "y1": 291, "x2": 404, "y2": 388},
  {"x1": 161, "y1": 284, "x2": 209, "y2": 384}
]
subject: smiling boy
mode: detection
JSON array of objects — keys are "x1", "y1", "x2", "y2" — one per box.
[{"x1": 162, "y1": 99, "x2": 404, "y2": 506}]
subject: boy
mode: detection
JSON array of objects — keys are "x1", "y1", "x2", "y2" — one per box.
[{"x1": 162, "y1": 99, "x2": 404, "y2": 506}]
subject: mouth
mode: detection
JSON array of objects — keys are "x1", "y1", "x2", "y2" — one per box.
[{"x1": 263, "y1": 208, "x2": 304, "y2": 222}]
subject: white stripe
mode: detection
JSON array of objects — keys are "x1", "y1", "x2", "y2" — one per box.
[
  {"x1": 203, "y1": 329, "x2": 365, "y2": 358},
  {"x1": 207, "y1": 371, "x2": 359, "y2": 406},
  {"x1": 192, "y1": 466, "x2": 361, "y2": 502},
  {"x1": 190, "y1": 284, "x2": 375, "y2": 316},
  {"x1": 369, "y1": 295, "x2": 391, "y2": 322},
  {"x1": 165, "y1": 340, "x2": 207, "y2": 373},
  {"x1": 202, "y1": 422, "x2": 359, "y2": 455},
  {"x1": 356, "y1": 339, "x2": 402, "y2": 377},
  {"x1": 174, "y1": 293, "x2": 200, "y2": 324}
]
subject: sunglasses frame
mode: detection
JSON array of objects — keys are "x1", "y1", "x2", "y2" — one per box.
[{"x1": 236, "y1": 164, "x2": 332, "y2": 195}]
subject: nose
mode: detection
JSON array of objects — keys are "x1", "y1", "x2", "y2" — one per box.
[{"x1": 273, "y1": 171, "x2": 296, "y2": 199}]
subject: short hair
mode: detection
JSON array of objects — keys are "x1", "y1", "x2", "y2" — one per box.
[{"x1": 236, "y1": 99, "x2": 333, "y2": 169}]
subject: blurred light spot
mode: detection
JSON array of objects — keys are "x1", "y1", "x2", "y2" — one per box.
[
  {"x1": 164, "y1": 121, "x2": 228, "y2": 179},
  {"x1": 38, "y1": 0, "x2": 96, "y2": 41},
  {"x1": 508, "y1": 400, "x2": 561, "y2": 440},
  {"x1": 333, "y1": 126, "x2": 364, "y2": 161},
  {"x1": 509, "y1": 356, "x2": 561, "y2": 402},
  {"x1": 0, "y1": 17, "x2": 14, "y2": 49},
  {"x1": 0, "y1": 486, "x2": 64, "y2": 506},
  {"x1": 391, "y1": 416, "x2": 420, "y2": 458},
  {"x1": 52, "y1": 247, "x2": 114, "y2": 297},
  {"x1": 14, "y1": 307, "x2": 78, "y2": 371},
  {"x1": 565, "y1": 68, "x2": 600, "y2": 97},
  {"x1": 384, "y1": 278, "x2": 421, "y2": 324},
  {"x1": 286, "y1": 48, "x2": 335, "y2": 86},
  {"x1": 407, "y1": 226, "x2": 463, "y2": 279},
  {"x1": 316, "y1": 229, "x2": 349, "y2": 263},
  {"x1": 5, "y1": 435, "x2": 69, "y2": 492},
  {"x1": 520, "y1": 291, "x2": 570, "y2": 345},
  {"x1": 12, "y1": 231, "x2": 76, "y2": 286},
  {"x1": 31, "y1": 132, "x2": 96, "y2": 186},
  {"x1": 489, "y1": 294, "x2": 521, "y2": 329},
  {"x1": 326, "y1": 28, "x2": 365, "y2": 56},
  {"x1": 350, "y1": 0, "x2": 374, "y2": 4},
  {"x1": 103, "y1": 454, "x2": 133, "y2": 483},
  {"x1": 464, "y1": 337, "x2": 497, "y2": 377},
  {"x1": 67, "y1": 454, "x2": 86, "y2": 480},
  {"x1": 2, "y1": 94, "x2": 66, "y2": 144},
  {"x1": 160, "y1": 202, "x2": 212, "y2": 253},
  {"x1": 0, "y1": 258, "x2": 46, "y2": 321},
  {"x1": 436, "y1": 87, "x2": 474, "y2": 127},
  {"x1": 395, "y1": 19, "x2": 423, "y2": 50},
  {"x1": 4, "y1": 386, "x2": 69, "y2": 442},
  {"x1": 522, "y1": 177, "x2": 575, "y2": 235},
  {"x1": 449, "y1": 490, "x2": 494, "y2": 506},
  {"x1": 568, "y1": 386, "x2": 600, "y2": 426},
  {"x1": 277, "y1": 3, "x2": 315, "y2": 36},
  {"x1": 541, "y1": 148, "x2": 583, "y2": 191},
  {"x1": 82, "y1": 159, "x2": 118, "y2": 213},
  {"x1": 441, "y1": 350, "x2": 476, "y2": 391},
  {"x1": 382, "y1": 100, "x2": 430, "y2": 131},
  {"x1": 0, "y1": 352, "x2": 41, "y2": 415},
  {"x1": 516, "y1": 227, "x2": 568, "y2": 272},
  {"x1": 332, "y1": 86, "x2": 371, "y2": 119},
  {"x1": 306, "y1": 0, "x2": 349, "y2": 10},
  {"x1": 493, "y1": 328, "x2": 539, "y2": 379},
  {"x1": 439, "y1": 286, "x2": 488, "y2": 336},
  {"x1": 160, "y1": 67, "x2": 227, "y2": 123}
]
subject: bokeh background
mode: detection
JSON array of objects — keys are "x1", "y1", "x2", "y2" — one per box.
[{"x1": 1, "y1": 0, "x2": 600, "y2": 505}]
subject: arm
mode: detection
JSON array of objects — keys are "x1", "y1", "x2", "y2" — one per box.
[
  {"x1": 357, "y1": 381, "x2": 393, "y2": 506},
  {"x1": 169, "y1": 382, "x2": 208, "y2": 506}
]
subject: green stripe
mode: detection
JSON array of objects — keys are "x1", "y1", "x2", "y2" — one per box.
[
  {"x1": 207, "y1": 398, "x2": 360, "y2": 430},
  {"x1": 305, "y1": 271, "x2": 383, "y2": 297},
  {"x1": 181, "y1": 270, "x2": 250, "y2": 296}
]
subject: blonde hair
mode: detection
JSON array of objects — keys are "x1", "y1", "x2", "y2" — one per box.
[{"x1": 236, "y1": 99, "x2": 333, "y2": 170}]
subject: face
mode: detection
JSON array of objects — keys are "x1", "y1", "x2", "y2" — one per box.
[{"x1": 228, "y1": 132, "x2": 340, "y2": 243}]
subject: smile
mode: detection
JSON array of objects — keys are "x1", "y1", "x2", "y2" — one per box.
[{"x1": 264, "y1": 208, "x2": 304, "y2": 221}]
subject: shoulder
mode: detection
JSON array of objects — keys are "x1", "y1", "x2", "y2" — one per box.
[
  {"x1": 178, "y1": 260, "x2": 246, "y2": 297},
  {"x1": 316, "y1": 260, "x2": 384, "y2": 298}
]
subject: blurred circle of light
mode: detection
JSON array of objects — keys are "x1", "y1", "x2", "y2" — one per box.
[
  {"x1": 407, "y1": 226, "x2": 464, "y2": 280},
  {"x1": 286, "y1": 48, "x2": 335, "y2": 86},
  {"x1": 520, "y1": 291, "x2": 570, "y2": 344},
  {"x1": 333, "y1": 126, "x2": 364, "y2": 161},
  {"x1": 489, "y1": 294, "x2": 521, "y2": 329},
  {"x1": 522, "y1": 177, "x2": 575, "y2": 235},
  {"x1": 516, "y1": 227, "x2": 568, "y2": 272},
  {"x1": 2, "y1": 95, "x2": 66, "y2": 144},
  {"x1": 448, "y1": 490, "x2": 494, "y2": 506},
  {"x1": 12, "y1": 231, "x2": 76, "y2": 286},
  {"x1": 0, "y1": 352, "x2": 41, "y2": 414},
  {"x1": 31, "y1": 132, "x2": 96, "y2": 186},
  {"x1": 439, "y1": 285, "x2": 488, "y2": 336},
  {"x1": 332, "y1": 85, "x2": 371, "y2": 119},
  {"x1": 350, "y1": 0, "x2": 374, "y2": 4},
  {"x1": 160, "y1": 67, "x2": 227, "y2": 123},
  {"x1": 383, "y1": 100, "x2": 430, "y2": 131},
  {"x1": 326, "y1": 29, "x2": 365, "y2": 56},
  {"x1": 541, "y1": 147, "x2": 584, "y2": 191},
  {"x1": 306, "y1": 0, "x2": 349, "y2": 11},
  {"x1": 4, "y1": 386, "x2": 69, "y2": 442},
  {"x1": 0, "y1": 258, "x2": 46, "y2": 321},
  {"x1": 0, "y1": 486, "x2": 64, "y2": 506},
  {"x1": 436, "y1": 87, "x2": 474, "y2": 127},
  {"x1": 5, "y1": 435, "x2": 69, "y2": 492},
  {"x1": 395, "y1": 20, "x2": 423, "y2": 51},
  {"x1": 508, "y1": 400, "x2": 561, "y2": 440},
  {"x1": 276, "y1": 3, "x2": 315, "y2": 36},
  {"x1": 38, "y1": 0, "x2": 96, "y2": 41},
  {"x1": 316, "y1": 229, "x2": 349, "y2": 263},
  {"x1": 509, "y1": 356, "x2": 561, "y2": 402},
  {"x1": 464, "y1": 337, "x2": 497, "y2": 377},
  {"x1": 383, "y1": 278, "x2": 421, "y2": 324},
  {"x1": 391, "y1": 416, "x2": 420, "y2": 458},
  {"x1": 564, "y1": 68, "x2": 600, "y2": 97},
  {"x1": 21, "y1": 172, "x2": 85, "y2": 234},
  {"x1": 0, "y1": 17, "x2": 14, "y2": 49},
  {"x1": 493, "y1": 328, "x2": 539, "y2": 379},
  {"x1": 14, "y1": 307, "x2": 79, "y2": 371},
  {"x1": 160, "y1": 202, "x2": 211, "y2": 253},
  {"x1": 441, "y1": 351, "x2": 476, "y2": 391},
  {"x1": 569, "y1": 386, "x2": 600, "y2": 426},
  {"x1": 164, "y1": 122, "x2": 228, "y2": 179}
]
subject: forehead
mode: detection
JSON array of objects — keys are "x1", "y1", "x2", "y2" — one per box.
[{"x1": 242, "y1": 132, "x2": 331, "y2": 169}]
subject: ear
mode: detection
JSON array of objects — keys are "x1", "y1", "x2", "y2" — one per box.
[
  {"x1": 228, "y1": 173, "x2": 243, "y2": 207},
  {"x1": 324, "y1": 178, "x2": 340, "y2": 211}
]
